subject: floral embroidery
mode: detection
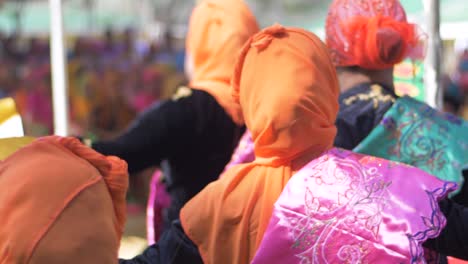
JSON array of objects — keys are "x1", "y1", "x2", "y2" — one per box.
[
  {"x1": 407, "y1": 182, "x2": 456, "y2": 263},
  {"x1": 252, "y1": 149, "x2": 456, "y2": 264},
  {"x1": 384, "y1": 100, "x2": 463, "y2": 180},
  {"x1": 288, "y1": 154, "x2": 391, "y2": 263},
  {"x1": 355, "y1": 97, "x2": 468, "y2": 192}
]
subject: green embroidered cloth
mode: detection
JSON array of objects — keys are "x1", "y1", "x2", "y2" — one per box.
[{"x1": 354, "y1": 96, "x2": 468, "y2": 193}]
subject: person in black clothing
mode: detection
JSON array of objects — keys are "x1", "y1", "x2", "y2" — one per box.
[
  {"x1": 119, "y1": 15, "x2": 468, "y2": 262},
  {"x1": 123, "y1": 0, "x2": 468, "y2": 262},
  {"x1": 93, "y1": 89, "x2": 243, "y2": 227},
  {"x1": 333, "y1": 67, "x2": 398, "y2": 150},
  {"x1": 89, "y1": 0, "x2": 259, "y2": 229}
]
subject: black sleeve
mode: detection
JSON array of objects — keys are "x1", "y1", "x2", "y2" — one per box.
[
  {"x1": 451, "y1": 169, "x2": 468, "y2": 207},
  {"x1": 119, "y1": 220, "x2": 203, "y2": 264},
  {"x1": 424, "y1": 199, "x2": 468, "y2": 260},
  {"x1": 92, "y1": 97, "x2": 197, "y2": 174}
]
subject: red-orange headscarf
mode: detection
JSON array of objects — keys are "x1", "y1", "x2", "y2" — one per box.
[
  {"x1": 326, "y1": 0, "x2": 419, "y2": 69},
  {"x1": 0, "y1": 136, "x2": 128, "y2": 264},
  {"x1": 186, "y1": 0, "x2": 259, "y2": 124},
  {"x1": 181, "y1": 24, "x2": 339, "y2": 264}
]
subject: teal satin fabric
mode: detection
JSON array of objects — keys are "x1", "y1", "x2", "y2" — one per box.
[{"x1": 354, "y1": 96, "x2": 468, "y2": 194}]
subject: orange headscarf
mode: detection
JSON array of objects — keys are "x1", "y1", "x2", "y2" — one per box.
[
  {"x1": 180, "y1": 24, "x2": 339, "y2": 264},
  {"x1": 186, "y1": 0, "x2": 259, "y2": 124},
  {"x1": 326, "y1": 0, "x2": 419, "y2": 69},
  {"x1": 0, "y1": 136, "x2": 128, "y2": 264}
]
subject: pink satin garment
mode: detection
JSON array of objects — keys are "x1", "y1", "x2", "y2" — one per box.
[
  {"x1": 252, "y1": 148, "x2": 456, "y2": 264},
  {"x1": 146, "y1": 170, "x2": 171, "y2": 245},
  {"x1": 221, "y1": 131, "x2": 254, "y2": 176}
]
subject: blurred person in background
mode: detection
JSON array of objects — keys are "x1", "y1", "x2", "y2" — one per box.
[
  {"x1": 130, "y1": 67, "x2": 162, "y2": 113},
  {"x1": 89, "y1": 67, "x2": 136, "y2": 138},
  {"x1": 442, "y1": 74, "x2": 464, "y2": 115},
  {"x1": 84, "y1": 0, "x2": 259, "y2": 232},
  {"x1": 453, "y1": 38, "x2": 468, "y2": 119}
]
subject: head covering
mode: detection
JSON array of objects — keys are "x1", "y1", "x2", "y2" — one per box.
[
  {"x1": 326, "y1": 0, "x2": 419, "y2": 69},
  {"x1": 186, "y1": 0, "x2": 259, "y2": 124},
  {"x1": 181, "y1": 24, "x2": 339, "y2": 263},
  {"x1": 0, "y1": 136, "x2": 128, "y2": 264}
]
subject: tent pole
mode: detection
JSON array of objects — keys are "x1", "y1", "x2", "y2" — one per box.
[
  {"x1": 423, "y1": 0, "x2": 443, "y2": 109},
  {"x1": 49, "y1": 0, "x2": 69, "y2": 136}
]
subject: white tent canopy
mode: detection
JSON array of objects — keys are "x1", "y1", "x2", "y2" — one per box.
[
  {"x1": 2, "y1": 0, "x2": 451, "y2": 134},
  {"x1": 1, "y1": 0, "x2": 466, "y2": 39}
]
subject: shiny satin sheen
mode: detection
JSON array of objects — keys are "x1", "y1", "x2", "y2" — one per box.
[
  {"x1": 355, "y1": 96, "x2": 468, "y2": 194},
  {"x1": 252, "y1": 148, "x2": 456, "y2": 263}
]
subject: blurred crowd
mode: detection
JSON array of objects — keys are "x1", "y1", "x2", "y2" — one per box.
[
  {"x1": 443, "y1": 49, "x2": 468, "y2": 118},
  {"x1": 0, "y1": 28, "x2": 187, "y2": 139}
]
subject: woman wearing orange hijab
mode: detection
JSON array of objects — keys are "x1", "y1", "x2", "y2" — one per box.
[
  {"x1": 119, "y1": 23, "x2": 339, "y2": 264},
  {"x1": 180, "y1": 24, "x2": 340, "y2": 263},
  {"x1": 0, "y1": 136, "x2": 128, "y2": 264},
  {"x1": 121, "y1": 24, "x2": 454, "y2": 264},
  {"x1": 85, "y1": 0, "x2": 259, "y2": 232}
]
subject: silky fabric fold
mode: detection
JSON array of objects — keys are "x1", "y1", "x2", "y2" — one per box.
[
  {"x1": 181, "y1": 25, "x2": 339, "y2": 263},
  {"x1": 0, "y1": 136, "x2": 128, "y2": 264},
  {"x1": 187, "y1": 0, "x2": 259, "y2": 124},
  {"x1": 252, "y1": 148, "x2": 456, "y2": 263}
]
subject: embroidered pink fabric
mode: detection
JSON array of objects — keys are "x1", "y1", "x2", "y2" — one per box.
[{"x1": 252, "y1": 148, "x2": 456, "y2": 263}]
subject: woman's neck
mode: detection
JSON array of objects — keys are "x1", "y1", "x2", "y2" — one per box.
[{"x1": 337, "y1": 67, "x2": 395, "y2": 93}]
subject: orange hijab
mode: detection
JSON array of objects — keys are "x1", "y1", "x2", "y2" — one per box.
[
  {"x1": 325, "y1": 0, "x2": 418, "y2": 69},
  {"x1": 180, "y1": 24, "x2": 339, "y2": 264},
  {"x1": 186, "y1": 0, "x2": 259, "y2": 124},
  {"x1": 0, "y1": 136, "x2": 128, "y2": 264}
]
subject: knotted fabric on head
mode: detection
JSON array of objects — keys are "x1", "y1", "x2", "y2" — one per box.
[
  {"x1": 186, "y1": 0, "x2": 259, "y2": 124},
  {"x1": 0, "y1": 136, "x2": 128, "y2": 264},
  {"x1": 181, "y1": 25, "x2": 339, "y2": 264},
  {"x1": 326, "y1": 0, "x2": 419, "y2": 69}
]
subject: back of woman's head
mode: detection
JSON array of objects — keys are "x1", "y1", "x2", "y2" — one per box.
[
  {"x1": 326, "y1": 0, "x2": 419, "y2": 70},
  {"x1": 232, "y1": 24, "x2": 339, "y2": 166},
  {"x1": 186, "y1": 0, "x2": 259, "y2": 84},
  {"x1": 0, "y1": 137, "x2": 128, "y2": 264}
]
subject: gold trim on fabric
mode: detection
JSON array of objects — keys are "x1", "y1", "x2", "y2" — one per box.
[{"x1": 343, "y1": 84, "x2": 396, "y2": 109}]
